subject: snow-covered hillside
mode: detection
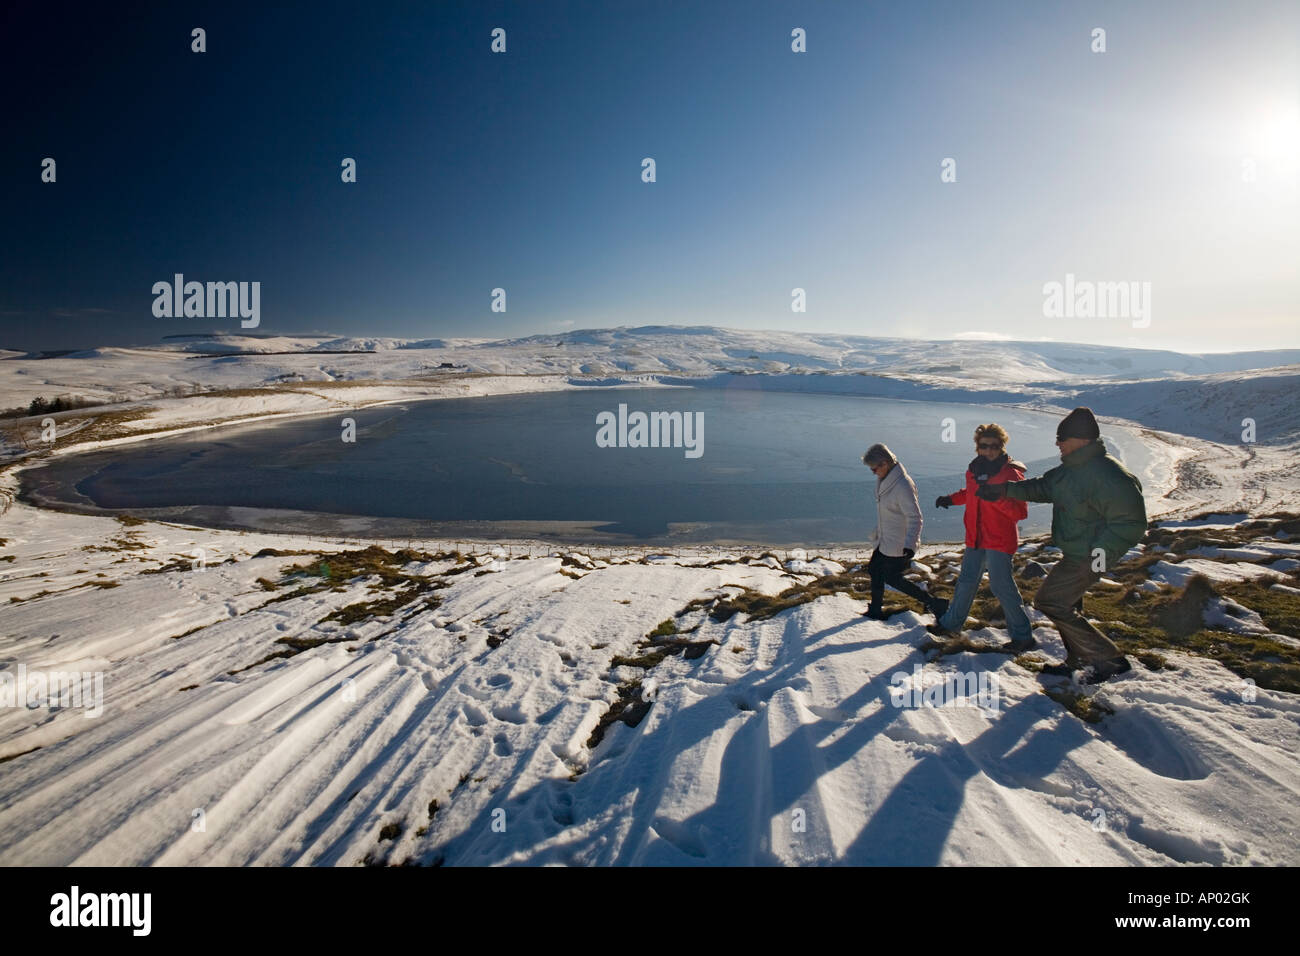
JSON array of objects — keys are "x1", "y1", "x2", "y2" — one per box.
[
  {"x1": 0, "y1": 504, "x2": 1296, "y2": 865},
  {"x1": 1, "y1": 325, "x2": 1298, "y2": 867},
  {"x1": 5, "y1": 326, "x2": 1299, "y2": 409}
]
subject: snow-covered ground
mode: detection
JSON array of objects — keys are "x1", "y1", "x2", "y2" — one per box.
[
  {"x1": 0, "y1": 502, "x2": 1296, "y2": 865},
  {"x1": 1, "y1": 327, "x2": 1297, "y2": 866}
]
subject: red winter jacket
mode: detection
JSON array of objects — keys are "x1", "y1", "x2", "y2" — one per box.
[{"x1": 948, "y1": 456, "x2": 1028, "y2": 553}]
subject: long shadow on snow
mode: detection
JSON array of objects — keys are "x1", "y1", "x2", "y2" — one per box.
[{"x1": 422, "y1": 612, "x2": 1091, "y2": 865}]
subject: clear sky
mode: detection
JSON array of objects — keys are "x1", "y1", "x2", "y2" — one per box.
[{"x1": 2, "y1": 0, "x2": 1296, "y2": 352}]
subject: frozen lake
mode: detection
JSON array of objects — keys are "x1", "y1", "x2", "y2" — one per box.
[{"x1": 24, "y1": 388, "x2": 1156, "y2": 546}]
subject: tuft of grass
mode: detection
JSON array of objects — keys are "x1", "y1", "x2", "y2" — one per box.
[
  {"x1": 706, "y1": 571, "x2": 899, "y2": 623},
  {"x1": 1042, "y1": 686, "x2": 1114, "y2": 723},
  {"x1": 586, "y1": 680, "x2": 651, "y2": 750},
  {"x1": 1152, "y1": 574, "x2": 1220, "y2": 638},
  {"x1": 378, "y1": 822, "x2": 402, "y2": 841},
  {"x1": 647, "y1": 618, "x2": 678, "y2": 639},
  {"x1": 320, "y1": 586, "x2": 442, "y2": 627},
  {"x1": 610, "y1": 651, "x2": 671, "y2": 670},
  {"x1": 1135, "y1": 651, "x2": 1173, "y2": 671}
]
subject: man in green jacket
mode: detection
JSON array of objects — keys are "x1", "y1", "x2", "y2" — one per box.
[{"x1": 977, "y1": 407, "x2": 1147, "y2": 684}]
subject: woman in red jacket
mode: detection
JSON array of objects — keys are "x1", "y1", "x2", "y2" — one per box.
[{"x1": 928, "y1": 424, "x2": 1035, "y2": 652}]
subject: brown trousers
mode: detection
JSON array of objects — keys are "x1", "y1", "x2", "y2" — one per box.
[{"x1": 1032, "y1": 557, "x2": 1121, "y2": 666}]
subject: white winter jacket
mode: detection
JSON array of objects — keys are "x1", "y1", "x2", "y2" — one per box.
[{"x1": 873, "y1": 461, "x2": 923, "y2": 557}]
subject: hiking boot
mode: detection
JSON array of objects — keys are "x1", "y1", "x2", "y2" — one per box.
[
  {"x1": 925, "y1": 622, "x2": 955, "y2": 638},
  {"x1": 928, "y1": 597, "x2": 950, "y2": 621},
  {"x1": 1079, "y1": 656, "x2": 1131, "y2": 685},
  {"x1": 1039, "y1": 661, "x2": 1082, "y2": 678},
  {"x1": 863, "y1": 605, "x2": 906, "y2": 620},
  {"x1": 1003, "y1": 634, "x2": 1039, "y2": 653}
]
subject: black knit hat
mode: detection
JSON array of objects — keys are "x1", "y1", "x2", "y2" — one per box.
[{"x1": 1057, "y1": 406, "x2": 1100, "y2": 441}]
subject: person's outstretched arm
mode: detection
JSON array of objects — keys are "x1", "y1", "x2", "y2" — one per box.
[
  {"x1": 1003, "y1": 468, "x2": 1058, "y2": 503},
  {"x1": 996, "y1": 465, "x2": 1030, "y2": 520}
]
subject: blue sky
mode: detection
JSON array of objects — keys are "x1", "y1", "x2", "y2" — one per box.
[{"x1": 2, "y1": 0, "x2": 1296, "y2": 352}]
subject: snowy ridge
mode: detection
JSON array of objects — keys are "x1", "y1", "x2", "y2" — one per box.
[{"x1": 6, "y1": 326, "x2": 1300, "y2": 406}]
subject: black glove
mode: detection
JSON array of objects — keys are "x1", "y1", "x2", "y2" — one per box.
[
  {"x1": 976, "y1": 483, "x2": 1007, "y2": 501},
  {"x1": 935, "y1": 496, "x2": 953, "y2": 509},
  {"x1": 902, "y1": 548, "x2": 915, "y2": 560}
]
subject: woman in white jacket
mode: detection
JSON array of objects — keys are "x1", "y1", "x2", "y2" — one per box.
[{"x1": 862, "y1": 443, "x2": 948, "y2": 621}]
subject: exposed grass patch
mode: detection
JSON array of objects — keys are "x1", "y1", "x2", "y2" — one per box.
[
  {"x1": 1042, "y1": 686, "x2": 1115, "y2": 723},
  {"x1": 141, "y1": 555, "x2": 237, "y2": 574},
  {"x1": 320, "y1": 584, "x2": 443, "y2": 627},
  {"x1": 587, "y1": 609, "x2": 727, "y2": 754},
  {"x1": 256, "y1": 545, "x2": 456, "y2": 604},
  {"x1": 647, "y1": 618, "x2": 677, "y2": 639},
  {"x1": 706, "y1": 571, "x2": 885, "y2": 623},
  {"x1": 228, "y1": 546, "x2": 460, "y2": 671},
  {"x1": 1135, "y1": 650, "x2": 1173, "y2": 671},
  {"x1": 62, "y1": 406, "x2": 159, "y2": 445},
  {"x1": 1217, "y1": 578, "x2": 1300, "y2": 635},
  {"x1": 586, "y1": 679, "x2": 651, "y2": 751},
  {"x1": 610, "y1": 651, "x2": 671, "y2": 670},
  {"x1": 1080, "y1": 572, "x2": 1300, "y2": 693}
]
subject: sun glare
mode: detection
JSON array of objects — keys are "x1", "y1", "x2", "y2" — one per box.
[{"x1": 1245, "y1": 96, "x2": 1300, "y2": 164}]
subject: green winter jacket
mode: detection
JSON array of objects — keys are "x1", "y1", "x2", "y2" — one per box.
[{"x1": 1004, "y1": 438, "x2": 1147, "y2": 568}]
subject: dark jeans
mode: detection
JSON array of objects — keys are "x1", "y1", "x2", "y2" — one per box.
[
  {"x1": 867, "y1": 548, "x2": 933, "y2": 610},
  {"x1": 1032, "y1": 557, "x2": 1121, "y2": 665}
]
